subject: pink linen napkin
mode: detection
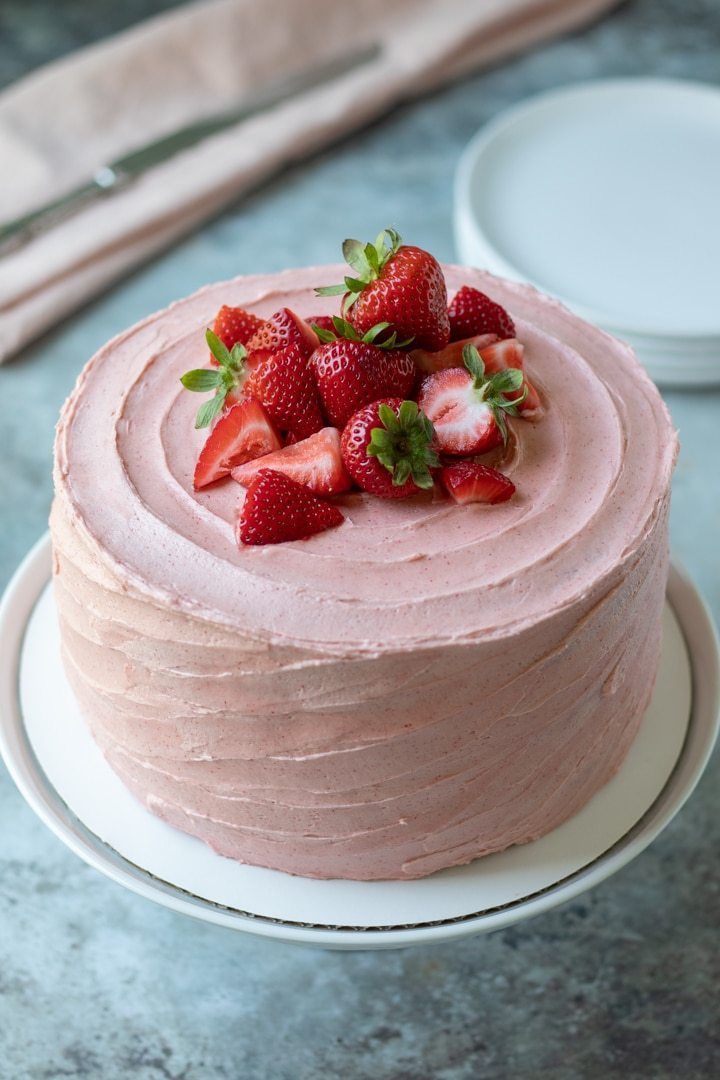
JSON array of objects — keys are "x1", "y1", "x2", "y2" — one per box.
[{"x1": 0, "y1": 0, "x2": 619, "y2": 362}]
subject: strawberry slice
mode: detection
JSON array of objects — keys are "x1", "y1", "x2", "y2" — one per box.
[
  {"x1": 481, "y1": 339, "x2": 542, "y2": 414},
  {"x1": 419, "y1": 370, "x2": 503, "y2": 455},
  {"x1": 246, "y1": 308, "x2": 319, "y2": 357},
  {"x1": 193, "y1": 399, "x2": 281, "y2": 490},
  {"x1": 232, "y1": 428, "x2": 351, "y2": 495},
  {"x1": 418, "y1": 343, "x2": 526, "y2": 456},
  {"x1": 210, "y1": 305, "x2": 265, "y2": 364},
  {"x1": 447, "y1": 286, "x2": 515, "y2": 341},
  {"x1": 441, "y1": 462, "x2": 516, "y2": 504},
  {"x1": 237, "y1": 469, "x2": 344, "y2": 546},
  {"x1": 245, "y1": 344, "x2": 325, "y2": 442},
  {"x1": 411, "y1": 334, "x2": 498, "y2": 376}
]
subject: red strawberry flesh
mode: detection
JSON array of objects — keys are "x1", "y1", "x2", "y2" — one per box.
[
  {"x1": 441, "y1": 462, "x2": 515, "y2": 504},
  {"x1": 411, "y1": 334, "x2": 498, "y2": 376},
  {"x1": 481, "y1": 339, "x2": 542, "y2": 414},
  {"x1": 193, "y1": 399, "x2": 281, "y2": 490},
  {"x1": 418, "y1": 369, "x2": 503, "y2": 456},
  {"x1": 232, "y1": 427, "x2": 351, "y2": 495}
]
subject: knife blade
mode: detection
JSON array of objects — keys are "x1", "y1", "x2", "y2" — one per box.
[{"x1": 0, "y1": 41, "x2": 381, "y2": 254}]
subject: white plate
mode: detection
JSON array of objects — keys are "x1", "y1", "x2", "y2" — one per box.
[
  {"x1": 454, "y1": 79, "x2": 720, "y2": 386},
  {"x1": 1, "y1": 535, "x2": 718, "y2": 949}
]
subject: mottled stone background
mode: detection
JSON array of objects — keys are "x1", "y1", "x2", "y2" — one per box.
[{"x1": 0, "y1": 1, "x2": 719, "y2": 1077}]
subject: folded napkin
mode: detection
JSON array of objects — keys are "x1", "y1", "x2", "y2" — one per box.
[{"x1": 0, "y1": 0, "x2": 619, "y2": 362}]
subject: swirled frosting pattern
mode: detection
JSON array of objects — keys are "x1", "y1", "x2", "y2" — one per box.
[{"x1": 51, "y1": 265, "x2": 677, "y2": 879}]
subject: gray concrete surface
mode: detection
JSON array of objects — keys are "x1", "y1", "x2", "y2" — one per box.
[{"x1": 1, "y1": 1, "x2": 719, "y2": 1077}]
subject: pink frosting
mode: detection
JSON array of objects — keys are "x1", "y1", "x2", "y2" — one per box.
[{"x1": 51, "y1": 264, "x2": 677, "y2": 879}]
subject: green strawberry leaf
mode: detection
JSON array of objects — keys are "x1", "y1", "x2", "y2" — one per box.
[
  {"x1": 314, "y1": 227, "x2": 403, "y2": 305},
  {"x1": 364, "y1": 242, "x2": 380, "y2": 275},
  {"x1": 462, "y1": 343, "x2": 485, "y2": 384},
  {"x1": 180, "y1": 369, "x2": 224, "y2": 392},
  {"x1": 205, "y1": 328, "x2": 232, "y2": 368},
  {"x1": 315, "y1": 283, "x2": 347, "y2": 297},
  {"x1": 361, "y1": 322, "x2": 391, "y2": 344},
  {"x1": 489, "y1": 369, "x2": 524, "y2": 395},
  {"x1": 367, "y1": 400, "x2": 438, "y2": 489},
  {"x1": 332, "y1": 316, "x2": 359, "y2": 340},
  {"x1": 180, "y1": 327, "x2": 249, "y2": 429},
  {"x1": 342, "y1": 238, "x2": 372, "y2": 278},
  {"x1": 195, "y1": 392, "x2": 226, "y2": 430},
  {"x1": 312, "y1": 324, "x2": 336, "y2": 343}
]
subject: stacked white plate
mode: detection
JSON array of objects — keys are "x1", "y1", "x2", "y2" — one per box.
[{"x1": 454, "y1": 79, "x2": 720, "y2": 387}]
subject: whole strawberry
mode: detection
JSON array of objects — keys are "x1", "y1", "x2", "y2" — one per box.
[
  {"x1": 317, "y1": 229, "x2": 450, "y2": 351},
  {"x1": 210, "y1": 305, "x2": 265, "y2": 363},
  {"x1": 246, "y1": 344, "x2": 325, "y2": 442},
  {"x1": 238, "y1": 469, "x2": 344, "y2": 546},
  {"x1": 447, "y1": 286, "x2": 515, "y2": 342},
  {"x1": 311, "y1": 317, "x2": 415, "y2": 427},
  {"x1": 341, "y1": 397, "x2": 438, "y2": 499}
]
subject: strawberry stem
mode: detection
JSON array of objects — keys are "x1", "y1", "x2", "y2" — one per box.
[
  {"x1": 461, "y1": 343, "x2": 528, "y2": 446},
  {"x1": 311, "y1": 316, "x2": 413, "y2": 349},
  {"x1": 180, "y1": 329, "x2": 248, "y2": 428},
  {"x1": 315, "y1": 227, "x2": 403, "y2": 306},
  {"x1": 367, "y1": 400, "x2": 438, "y2": 490}
]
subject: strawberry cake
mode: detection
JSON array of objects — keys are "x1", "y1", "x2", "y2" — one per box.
[{"x1": 50, "y1": 230, "x2": 677, "y2": 880}]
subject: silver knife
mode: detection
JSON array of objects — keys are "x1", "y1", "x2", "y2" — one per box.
[{"x1": 0, "y1": 41, "x2": 381, "y2": 254}]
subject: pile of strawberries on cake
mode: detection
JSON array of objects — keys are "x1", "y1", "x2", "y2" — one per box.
[{"x1": 181, "y1": 229, "x2": 541, "y2": 546}]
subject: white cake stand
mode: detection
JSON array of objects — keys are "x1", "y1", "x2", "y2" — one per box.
[{"x1": 1, "y1": 534, "x2": 718, "y2": 950}]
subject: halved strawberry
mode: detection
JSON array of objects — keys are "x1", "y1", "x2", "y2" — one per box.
[
  {"x1": 341, "y1": 398, "x2": 438, "y2": 499},
  {"x1": 231, "y1": 427, "x2": 351, "y2": 495},
  {"x1": 317, "y1": 229, "x2": 450, "y2": 350},
  {"x1": 245, "y1": 344, "x2": 324, "y2": 442},
  {"x1": 441, "y1": 462, "x2": 516, "y2": 504},
  {"x1": 210, "y1": 305, "x2": 265, "y2": 364},
  {"x1": 311, "y1": 317, "x2": 416, "y2": 427},
  {"x1": 246, "y1": 308, "x2": 318, "y2": 357},
  {"x1": 447, "y1": 286, "x2": 515, "y2": 341},
  {"x1": 481, "y1": 339, "x2": 542, "y2": 414},
  {"x1": 237, "y1": 469, "x2": 344, "y2": 546},
  {"x1": 411, "y1": 334, "x2": 498, "y2": 376},
  {"x1": 418, "y1": 344, "x2": 525, "y2": 455},
  {"x1": 193, "y1": 399, "x2": 281, "y2": 490}
]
